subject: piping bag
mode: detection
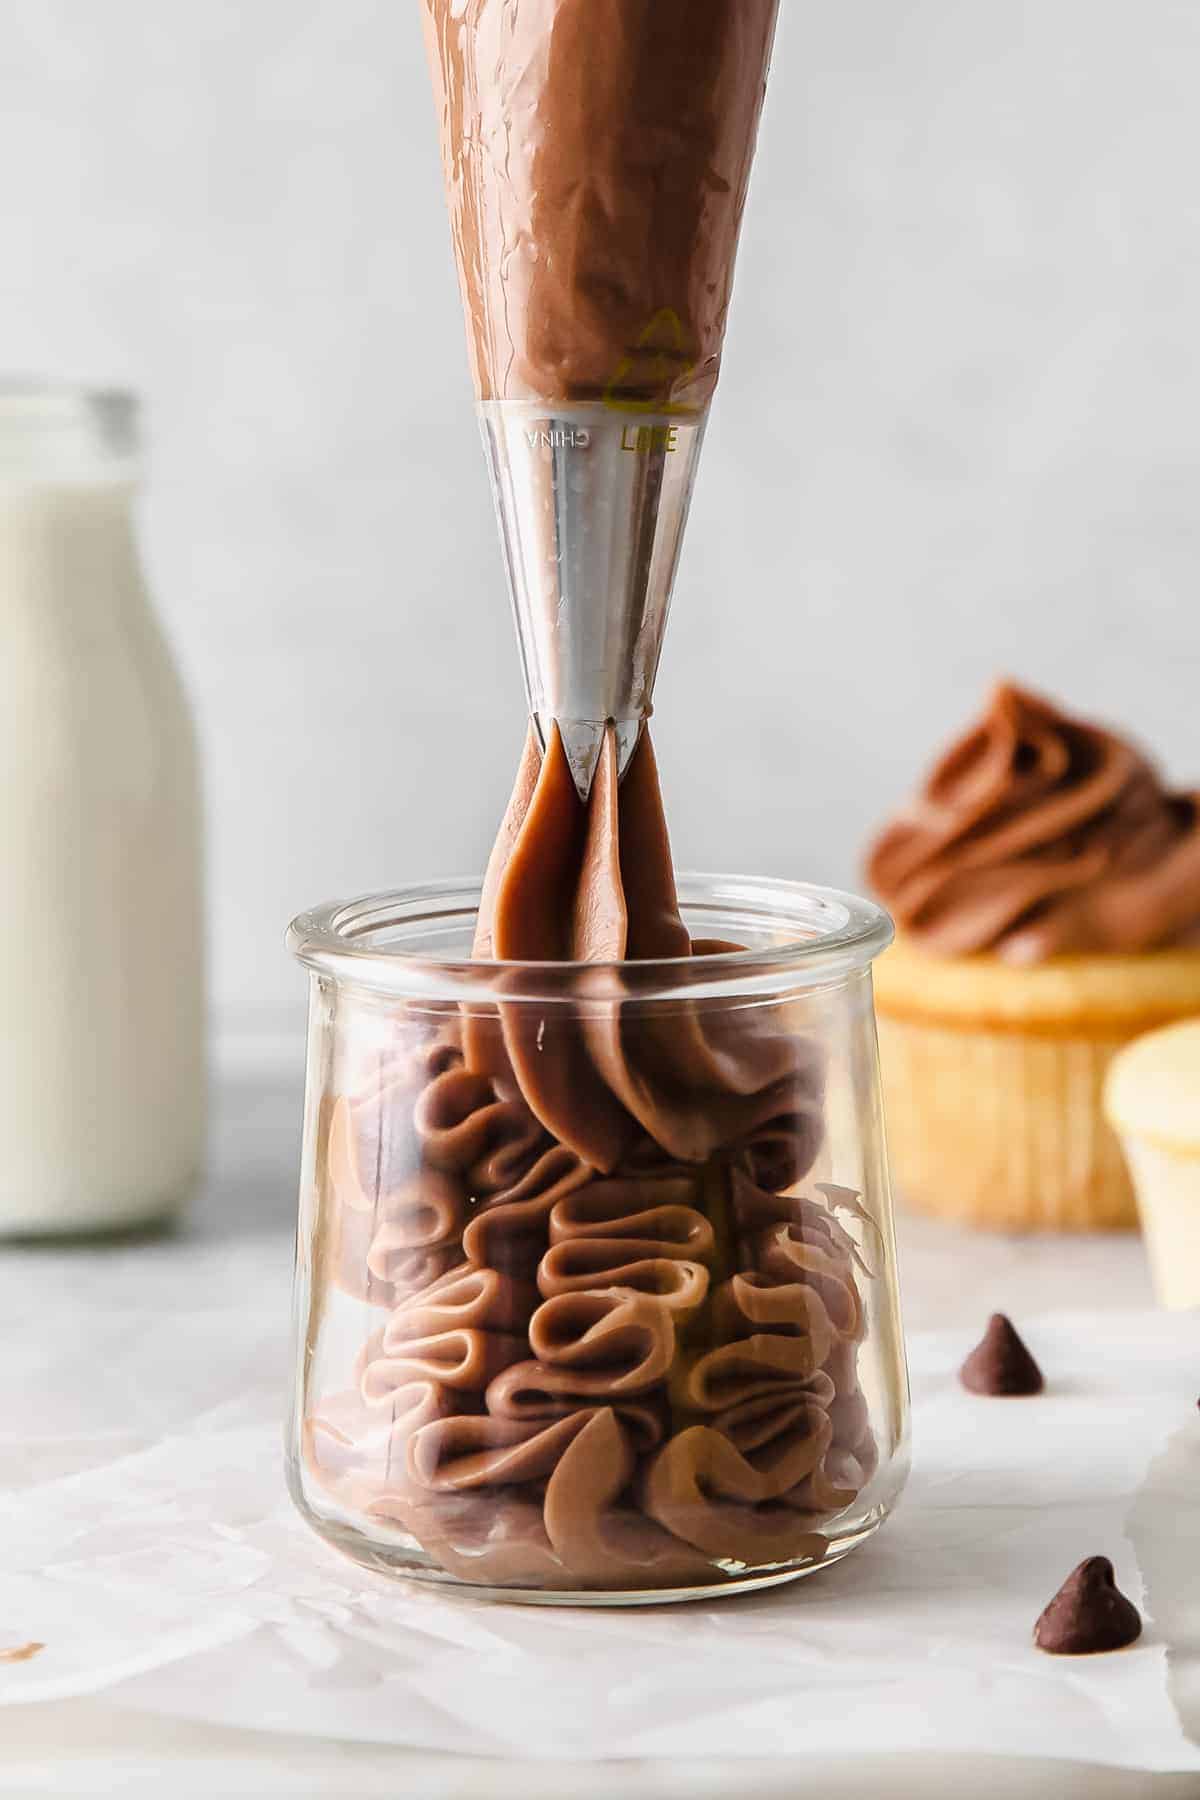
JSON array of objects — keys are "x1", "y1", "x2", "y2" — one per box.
[{"x1": 422, "y1": 0, "x2": 780, "y2": 803}]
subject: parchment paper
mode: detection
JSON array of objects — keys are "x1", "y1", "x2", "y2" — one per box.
[{"x1": 0, "y1": 1234, "x2": 1196, "y2": 1770}]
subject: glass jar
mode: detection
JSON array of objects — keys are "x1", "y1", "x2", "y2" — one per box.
[
  {"x1": 286, "y1": 875, "x2": 910, "y2": 1604},
  {"x1": 0, "y1": 383, "x2": 205, "y2": 1234}
]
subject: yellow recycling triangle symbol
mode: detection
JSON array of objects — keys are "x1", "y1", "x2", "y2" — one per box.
[{"x1": 603, "y1": 309, "x2": 697, "y2": 415}]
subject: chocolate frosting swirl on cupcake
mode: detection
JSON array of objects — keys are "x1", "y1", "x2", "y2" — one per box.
[{"x1": 867, "y1": 683, "x2": 1200, "y2": 963}]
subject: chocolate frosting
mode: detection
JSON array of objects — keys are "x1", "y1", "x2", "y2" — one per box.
[
  {"x1": 867, "y1": 683, "x2": 1200, "y2": 963},
  {"x1": 307, "y1": 726, "x2": 878, "y2": 1590},
  {"x1": 1034, "y1": 1556, "x2": 1143, "y2": 1655},
  {"x1": 421, "y1": 0, "x2": 779, "y2": 408},
  {"x1": 467, "y1": 725, "x2": 824, "y2": 1173}
]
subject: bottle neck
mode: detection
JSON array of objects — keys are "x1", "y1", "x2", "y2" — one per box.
[
  {"x1": 0, "y1": 385, "x2": 144, "y2": 622},
  {"x1": 0, "y1": 483, "x2": 146, "y2": 628},
  {"x1": 0, "y1": 383, "x2": 139, "y2": 486}
]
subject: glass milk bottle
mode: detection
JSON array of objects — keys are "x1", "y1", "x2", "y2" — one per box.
[{"x1": 0, "y1": 384, "x2": 205, "y2": 1233}]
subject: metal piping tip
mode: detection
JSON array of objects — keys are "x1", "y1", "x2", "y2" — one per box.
[
  {"x1": 480, "y1": 400, "x2": 708, "y2": 799},
  {"x1": 536, "y1": 715, "x2": 643, "y2": 799}
]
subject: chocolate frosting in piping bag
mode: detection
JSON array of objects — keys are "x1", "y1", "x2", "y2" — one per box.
[
  {"x1": 868, "y1": 682, "x2": 1200, "y2": 962},
  {"x1": 304, "y1": 1, "x2": 879, "y2": 1589},
  {"x1": 421, "y1": 0, "x2": 780, "y2": 408}
]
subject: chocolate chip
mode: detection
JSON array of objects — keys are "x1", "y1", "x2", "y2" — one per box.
[
  {"x1": 1034, "y1": 1556, "x2": 1142, "y2": 1655},
  {"x1": 959, "y1": 1313, "x2": 1044, "y2": 1395}
]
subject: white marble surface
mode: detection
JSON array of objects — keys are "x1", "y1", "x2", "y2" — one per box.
[{"x1": 0, "y1": 1069, "x2": 1189, "y2": 1798}]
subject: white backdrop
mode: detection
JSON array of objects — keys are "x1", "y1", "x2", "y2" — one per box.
[{"x1": 3, "y1": 1, "x2": 1198, "y2": 1057}]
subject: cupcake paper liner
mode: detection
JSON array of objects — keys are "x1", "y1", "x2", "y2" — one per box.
[{"x1": 878, "y1": 1016, "x2": 1138, "y2": 1232}]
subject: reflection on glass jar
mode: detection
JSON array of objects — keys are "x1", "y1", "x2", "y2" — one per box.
[{"x1": 286, "y1": 876, "x2": 910, "y2": 1604}]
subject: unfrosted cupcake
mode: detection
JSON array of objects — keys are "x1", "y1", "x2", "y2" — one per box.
[
  {"x1": 865, "y1": 682, "x2": 1200, "y2": 1231},
  {"x1": 1105, "y1": 1019, "x2": 1200, "y2": 1306}
]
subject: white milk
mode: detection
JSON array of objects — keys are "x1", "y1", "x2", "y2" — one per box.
[{"x1": 0, "y1": 387, "x2": 205, "y2": 1232}]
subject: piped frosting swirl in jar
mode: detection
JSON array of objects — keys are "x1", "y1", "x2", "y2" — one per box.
[{"x1": 304, "y1": 732, "x2": 880, "y2": 1590}]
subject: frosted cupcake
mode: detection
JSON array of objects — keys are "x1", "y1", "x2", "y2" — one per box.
[
  {"x1": 1105, "y1": 1020, "x2": 1200, "y2": 1305},
  {"x1": 866, "y1": 683, "x2": 1200, "y2": 1231}
]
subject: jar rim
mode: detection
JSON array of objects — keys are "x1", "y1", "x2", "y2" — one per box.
[{"x1": 287, "y1": 873, "x2": 894, "y2": 1004}]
